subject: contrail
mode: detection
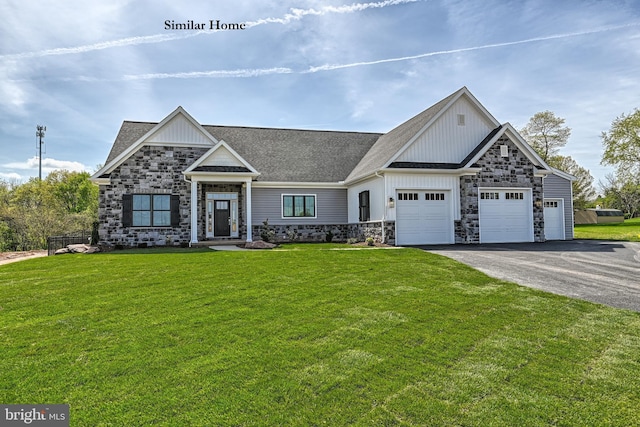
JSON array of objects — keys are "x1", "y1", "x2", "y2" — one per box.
[
  {"x1": 108, "y1": 22, "x2": 640, "y2": 81},
  {"x1": 306, "y1": 22, "x2": 640, "y2": 73},
  {"x1": 0, "y1": 0, "x2": 419, "y2": 61},
  {"x1": 122, "y1": 67, "x2": 293, "y2": 80},
  {"x1": 244, "y1": 0, "x2": 419, "y2": 27}
]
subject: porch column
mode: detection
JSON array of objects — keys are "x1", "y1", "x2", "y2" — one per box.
[
  {"x1": 245, "y1": 179, "x2": 253, "y2": 242},
  {"x1": 190, "y1": 178, "x2": 198, "y2": 244}
]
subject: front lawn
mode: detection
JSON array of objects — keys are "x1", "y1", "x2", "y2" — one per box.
[
  {"x1": 574, "y1": 217, "x2": 640, "y2": 241},
  {"x1": 1, "y1": 247, "x2": 639, "y2": 425}
]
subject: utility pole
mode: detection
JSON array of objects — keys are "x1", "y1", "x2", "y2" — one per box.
[{"x1": 36, "y1": 125, "x2": 46, "y2": 180}]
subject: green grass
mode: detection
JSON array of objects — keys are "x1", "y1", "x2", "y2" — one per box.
[
  {"x1": 574, "y1": 217, "x2": 640, "y2": 242},
  {"x1": 1, "y1": 246, "x2": 640, "y2": 426}
]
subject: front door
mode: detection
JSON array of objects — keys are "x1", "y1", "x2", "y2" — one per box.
[{"x1": 214, "y1": 200, "x2": 231, "y2": 237}]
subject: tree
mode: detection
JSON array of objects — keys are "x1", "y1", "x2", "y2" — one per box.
[
  {"x1": 599, "y1": 173, "x2": 640, "y2": 218},
  {"x1": 547, "y1": 155, "x2": 595, "y2": 210},
  {"x1": 601, "y1": 109, "x2": 640, "y2": 178},
  {"x1": 520, "y1": 111, "x2": 571, "y2": 162}
]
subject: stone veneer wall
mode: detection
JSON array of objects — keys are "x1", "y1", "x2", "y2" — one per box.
[
  {"x1": 198, "y1": 183, "x2": 245, "y2": 239},
  {"x1": 456, "y1": 136, "x2": 544, "y2": 243},
  {"x1": 98, "y1": 146, "x2": 208, "y2": 247},
  {"x1": 251, "y1": 221, "x2": 396, "y2": 244}
]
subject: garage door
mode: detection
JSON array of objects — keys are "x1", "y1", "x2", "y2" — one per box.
[
  {"x1": 479, "y1": 189, "x2": 533, "y2": 243},
  {"x1": 544, "y1": 199, "x2": 565, "y2": 240},
  {"x1": 396, "y1": 191, "x2": 453, "y2": 245}
]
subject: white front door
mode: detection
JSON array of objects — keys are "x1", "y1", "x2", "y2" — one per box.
[
  {"x1": 478, "y1": 188, "x2": 533, "y2": 243},
  {"x1": 544, "y1": 199, "x2": 565, "y2": 240},
  {"x1": 206, "y1": 192, "x2": 239, "y2": 238}
]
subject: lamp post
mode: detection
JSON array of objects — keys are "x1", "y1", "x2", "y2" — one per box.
[{"x1": 36, "y1": 125, "x2": 46, "y2": 180}]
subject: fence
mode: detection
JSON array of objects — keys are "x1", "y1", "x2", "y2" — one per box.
[{"x1": 47, "y1": 231, "x2": 92, "y2": 256}]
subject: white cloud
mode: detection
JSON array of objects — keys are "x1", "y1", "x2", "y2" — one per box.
[
  {"x1": 4, "y1": 157, "x2": 88, "y2": 173},
  {"x1": 0, "y1": 172, "x2": 23, "y2": 182}
]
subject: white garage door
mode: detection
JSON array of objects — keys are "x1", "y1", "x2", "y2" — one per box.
[
  {"x1": 544, "y1": 199, "x2": 565, "y2": 240},
  {"x1": 396, "y1": 190, "x2": 453, "y2": 245},
  {"x1": 479, "y1": 189, "x2": 533, "y2": 243}
]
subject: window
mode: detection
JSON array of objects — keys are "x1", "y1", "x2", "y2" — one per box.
[
  {"x1": 122, "y1": 194, "x2": 179, "y2": 228},
  {"x1": 505, "y1": 192, "x2": 524, "y2": 200},
  {"x1": 283, "y1": 195, "x2": 316, "y2": 218},
  {"x1": 359, "y1": 191, "x2": 370, "y2": 222},
  {"x1": 398, "y1": 192, "x2": 418, "y2": 201},
  {"x1": 480, "y1": 192, "x2": 500, "y2": 200},
  {"x1": 544, "y1": 201, "x2": 558, "y2": 208},
  {"x1": 425, "y1": 193, "x2": 445, "y2": 201}
]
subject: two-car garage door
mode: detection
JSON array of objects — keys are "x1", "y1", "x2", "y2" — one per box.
[{"x1": 478, "y1": 188, "x2": 533, "y2": 243}]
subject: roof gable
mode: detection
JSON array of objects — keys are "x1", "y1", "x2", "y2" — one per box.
[
  {"x1": 345, "y1": 87, "x2": 500, "y2": 183},
  {"x1": 92, "y1": 106, "x2": 217, "y2": 179},
  {"x1": 184, "y1": 140, "x2": 259, "y2": 175},
  {"x1": 461, "y1": 123, "x2": 551, "y2": 170}
]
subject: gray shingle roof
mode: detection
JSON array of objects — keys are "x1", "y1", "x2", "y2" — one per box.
[
  {"x1": 344, "y1": 88, "x2": 464, "y2": 182},
  {"x1": 102, "y1": 87, "x2": 473, "y2": 183},
  {"x1": 105, "y1": 121, "x2": 381, "y2": 182},
  {"x1": 203, "y1": 126, "x2": 381, "y2": 182}
]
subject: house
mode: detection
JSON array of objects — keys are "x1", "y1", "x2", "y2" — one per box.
[{"x1": 90, "y1": 87, "x2": 574, "y2": 247}]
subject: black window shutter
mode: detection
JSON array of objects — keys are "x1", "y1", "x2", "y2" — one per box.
[
  {"x1": 170, "y1": 195, "x2": 180, "y2": 227},
  {"x1": 359, "y1": 191, "x2": 370, "y2": 222},
  {"x1": 122, "y1": 194, "x2": 132, "y2": 227}
]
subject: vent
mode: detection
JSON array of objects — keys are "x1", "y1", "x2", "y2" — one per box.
[
  {"x1": 500, "y1": 145, "x2": 509, "y2": 157},
  {"x1": 457, "y1": 114, "x2": 465, "y2": 126}
]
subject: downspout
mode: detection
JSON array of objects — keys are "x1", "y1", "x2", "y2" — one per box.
[{"x1": 375, "y1": 170, "x2": 386, "y2": 244}]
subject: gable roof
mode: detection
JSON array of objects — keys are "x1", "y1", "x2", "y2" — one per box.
[
  {"x1": 95, "y1": 117, "x2": 381, "y2": 183},
  {"x1": 344, "y1": 86, "x2": 501, "y2": 183},
  {"x1": 201, "y1": 125, "x2": 381, "y2": 182}
]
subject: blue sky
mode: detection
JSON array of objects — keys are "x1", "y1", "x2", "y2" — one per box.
[{"x1": 1, "y1": 0, "x2": 639, "y2": 189}]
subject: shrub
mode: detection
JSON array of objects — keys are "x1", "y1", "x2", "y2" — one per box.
[{"x1": 260, "y1": 219, "x2": 276, "y2": 242}]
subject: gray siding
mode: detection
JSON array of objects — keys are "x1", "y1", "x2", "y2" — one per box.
[
  {"x1": 543, "y1": 173, "x2": 574, "y2": 239},
  {"x1": 252, "y1": 187, "x2": 348, "y2": 225}
]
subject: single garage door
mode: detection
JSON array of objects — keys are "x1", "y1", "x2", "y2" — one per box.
[
  {"x1": 396, "y1": 190, "x2": 453, "y2": 245},
  {"x1": 544, "y1": 199, "x2": 565, "y2": 240},
  {"x1": 479, "y1": 189, "x2": 533, "y2": 243}
]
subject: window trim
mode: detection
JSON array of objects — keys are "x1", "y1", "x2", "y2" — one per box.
[{"x1": 281, "y1": 194, "x2": 317, "y2": 219}]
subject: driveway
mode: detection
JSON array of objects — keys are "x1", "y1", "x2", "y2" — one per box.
[{"x1": 422, "y1": 240, "x2": 640, "y2": 312}]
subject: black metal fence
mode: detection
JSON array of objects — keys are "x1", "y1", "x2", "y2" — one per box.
[{"x1": 47, "y1": 231, "x2": 92, "y2": 256}]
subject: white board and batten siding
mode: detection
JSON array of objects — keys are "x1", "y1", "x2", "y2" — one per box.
[
  {"x1": 347, "y1": 176, "x2": 385, "y2": 223},
  {"x1": 251, "y1": 187, "x2": 348, "y2": 225},
  {"x1": 147, "y1": 114, "x2": 213, "y2": 145},
  {"x1": 478, "y1": 188, "x2": 534, "y2": 244},
  {"x1": 543, "y1": 173, "x2": 573, "y2": 240},
  {"x1": 395, "y1": 96, "x2": 496, "y2": 164}
]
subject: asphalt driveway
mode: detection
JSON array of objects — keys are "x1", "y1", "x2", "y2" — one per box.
[{"x1": 422, "y1": 240, "x2": 640, "y2": 312}]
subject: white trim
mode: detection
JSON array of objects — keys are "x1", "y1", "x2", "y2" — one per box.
[
  {"x1": 383, "y1": 167, "x2": 482, "y2": 175},
  {"x1": 91, "y1": 106, "x2": 217, "y2": 181},
  {"x1": 190, "y1": 179, "x2": 198, "y2": 244},
  {"x1": 183, "y1": 140, "x2": 259, "y2": 175},
  {"x1": 550, "y1": 167, "x2": 577, "y2": 181},
  {"x1": 252, "y1": 181, "x2": 345, "y2": 189},
  {"x1": 206, "y1": 192, "x2": 239, "y2": 238},
  {"x1": 246, "y1": 181, "x2": 253, "y2": 242},
  {"x1": 281, "y1": 193, "x2": 318, "y2": 219}
]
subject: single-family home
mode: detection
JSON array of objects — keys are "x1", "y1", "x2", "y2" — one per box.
[{"x1": 90, "y1": 87, "x2": 574, "y2": 247}]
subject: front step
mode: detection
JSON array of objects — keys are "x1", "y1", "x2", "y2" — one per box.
[{"x1": 191, "y1": 239, "x2": 247, "y2": 248}]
